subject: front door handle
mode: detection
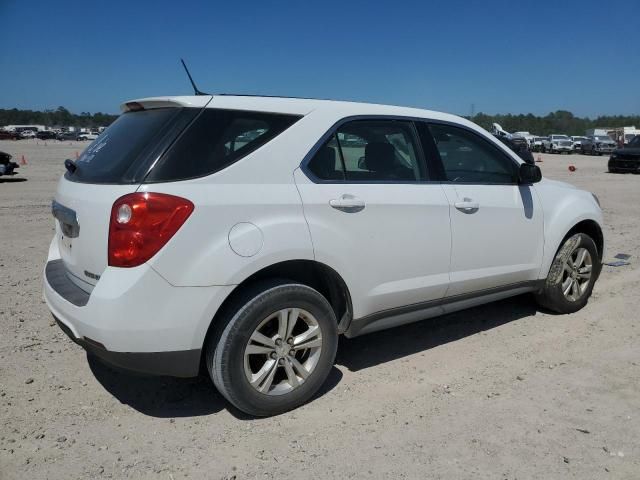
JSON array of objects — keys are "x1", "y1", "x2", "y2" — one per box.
[
  {"x1": 329, "y1": 194, "x2": 366, "y2": 213},
  {"x1": 454, "y1": 198, "x2": 479, "y2": 213}
]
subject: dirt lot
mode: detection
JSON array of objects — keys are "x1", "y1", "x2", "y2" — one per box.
[{"x1": 0, "y1": 139, "x2": 638, "y2": 479}]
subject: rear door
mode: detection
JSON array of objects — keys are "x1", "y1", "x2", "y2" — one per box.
[
  {"x1": 295, "y1": 119, "x2": 451, "y2": 318},
  {"x1": 423, "y1": 121, "x2": 543, "y2": 297},
  {"x1": 52, "y1": 105, "x2": 202, "y2": 292}
]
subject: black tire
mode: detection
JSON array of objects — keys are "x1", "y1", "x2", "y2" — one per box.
[
  {"x1": 206, "y1": 280, "x2": 338, "y2": 416},
  {"x1": 535, "y1": 233, "x2": 601, "y2": 314}
]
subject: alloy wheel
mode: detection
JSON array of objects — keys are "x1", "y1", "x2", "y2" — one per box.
[
  {"x1": 243, "y1": 308, "x2": 323, "y2": 395},
  {"x1": 561, "y1": 247, "x2": 592, "y2": 301}
]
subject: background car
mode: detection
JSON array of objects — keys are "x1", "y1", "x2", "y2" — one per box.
[
  {"x1": 78, "y1": 132, "x2": 99, "y2": 141},
  {"x1": 542, "y1": 134, "x2": 573, "y2": 154},
  {"x1": 36, "y1": 131, "x2": 57, "y2": 140},
  {"x1": 608, "y1": 135, "x2": 640, "y2": 173},
  {"x1": 56, "y1": 131, "x2": 80, "y2": 141},
  {"x1": 493, "y1": 134, "x2": 534, "y2": 164},
  {"x1": 0, "y1": 151, "x2": 19, "y2": 176},
  {"x1": 581, "y1": 135, "x2": 616, "y2": 155},
  {"x1": 531, "y1": 136, "x2": 548, "y2": 152},
  {"x1": 19, "y1": 130, "x2": 36, "y2": 139},
  {"x1": 0, "y1": 130, "x2": 21, "y2": 140},
  {"x1": 571, "y1": 136, "x2": 589, "y2": 152}
]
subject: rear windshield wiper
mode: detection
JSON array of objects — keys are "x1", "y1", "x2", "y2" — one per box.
[{"x1": 64, "y1": 159, "x2": 78, "y2": 174}]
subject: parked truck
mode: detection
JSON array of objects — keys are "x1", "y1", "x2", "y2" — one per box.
[{"x1": 542, "y1": 134, "x2": 573, "y2": 154}]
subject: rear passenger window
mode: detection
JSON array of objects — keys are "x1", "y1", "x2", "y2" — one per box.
[
  {"x1": 429, "y1": 123, "x2": 517, "y2": 184},
  {"x1": 145, "y1": 109, "x2": 301, "y2": 183},
  {"x1": 307, "y1": 135, "x2": 344, "y2": 180},
  {"x1": 307, "y1": 120, "x2": 426, "y2": 182}
]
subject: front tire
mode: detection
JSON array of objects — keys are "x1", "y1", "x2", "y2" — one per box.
[
  {"x1": 206, "y1": 280, "x2": 338, "y2": 416},
  {"x1": 535, "y1": 233, "x2": 601, "y2": 314}
]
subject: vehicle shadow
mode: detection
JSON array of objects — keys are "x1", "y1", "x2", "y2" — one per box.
[
  {"x1": 336, "y1": 293, "x2": 540, "y2": 372},
  {"x1": 87, "y1": 353, "x2": 343, "y2": 420},
  {"x1": 0, "y1": 177, "x2": 27, "y2": 183}
]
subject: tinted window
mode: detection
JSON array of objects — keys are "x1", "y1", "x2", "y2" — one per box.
[
  {"x1": 307, "y1": 120, "x2": 426, "y2": 182},
  {"x1": 67, "y1": 108, "x2": 197, "y2": 184},
  {"x1": 307, "y1": 135, "x2": 344, "y2": 180},
  {"x1": 429, "y1": 124, "x2": 517, "y2": 184},
  {"x1": 146, "y1": 109, "x2": 301, "y2": 182}
]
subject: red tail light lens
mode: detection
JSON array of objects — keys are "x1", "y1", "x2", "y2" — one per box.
[{"x1": 108, "y1": 193, "x2": 194, "y2": 267}]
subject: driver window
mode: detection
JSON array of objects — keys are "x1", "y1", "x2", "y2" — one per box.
[{"x1": 429, "y1": 123, "x2": 517, "y2": 184}]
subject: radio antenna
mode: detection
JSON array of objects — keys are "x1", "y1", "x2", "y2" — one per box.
[{"x1": 180, "y1": 58, "x2": 208, "y2": 96}]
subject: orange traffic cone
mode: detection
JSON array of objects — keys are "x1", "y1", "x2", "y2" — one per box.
[{"x1": 20, "y1": 155, "x2": 27, "y2": 165}]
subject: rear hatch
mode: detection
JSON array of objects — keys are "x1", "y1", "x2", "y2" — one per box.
[{"x1": 52, "y1": 99, "x2": 209, "y2": 292}]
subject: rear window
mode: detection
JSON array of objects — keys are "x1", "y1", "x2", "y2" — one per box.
[
  {"x1": 68, "y1": 108, "x2": 197, "y2": 184},
  {"x1": 144, "y1": 109, "x2": 301, "y2": 183},
  {"x1": 66, "y1": 107, "x2": 301, "y2": 184}
]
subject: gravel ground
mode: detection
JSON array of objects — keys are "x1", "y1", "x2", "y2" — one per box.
[{"x1": 0, "y1": 139, "x2": 638, "y2": 479}]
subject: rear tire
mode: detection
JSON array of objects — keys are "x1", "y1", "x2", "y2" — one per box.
[
  {"x1": 206, "y1": 280, "x2": 338, "y2": 416},
  {"x1": 535, "y1": 233, "x2": 601, "y2": 314}
]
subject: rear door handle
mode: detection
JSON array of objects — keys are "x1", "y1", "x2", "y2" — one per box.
[
  {"x1": 329, "y1": 194, "x2": 366, "y2": 213},
  {"x1": 454, "y1": 198, "x2": 479, "y2": 213}
]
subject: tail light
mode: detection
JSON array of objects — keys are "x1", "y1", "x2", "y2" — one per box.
[{"x1": 108, "y1": 193, "x2": 194, "y2": 268}]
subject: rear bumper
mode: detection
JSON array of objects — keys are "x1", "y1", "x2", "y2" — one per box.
[
  {"x1": 43, "y1": 239, "x2": 234, "y2": 377},
  {"x1": 53, "y1": 315, "x2": 201, "y2": 377}
]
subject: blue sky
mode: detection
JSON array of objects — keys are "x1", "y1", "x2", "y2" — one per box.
[{"x1": 0, "y1": 0, "x2": 638, "y2": 117}]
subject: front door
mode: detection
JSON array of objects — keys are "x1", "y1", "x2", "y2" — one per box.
[{"x1": 426, "y1": 122, "x2": 544, "y2": 297}]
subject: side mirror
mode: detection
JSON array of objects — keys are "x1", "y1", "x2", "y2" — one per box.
[{"x1": 519, "y1": 163, "x2": 542, "y2": 184}]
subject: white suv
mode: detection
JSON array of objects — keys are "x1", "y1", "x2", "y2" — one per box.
[{"x1": 44, "y1": 95, "x2": 604, "y2": 416}]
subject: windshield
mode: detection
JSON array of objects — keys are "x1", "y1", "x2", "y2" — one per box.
[
  {"x1": 553, "y1": 135, "x2": 569, "y2": 140},
  {"x1": 595, "y1": 136, "x2": 612, "y2": 141},
  {"x1": 628, "y1": 136, "x2": 640, "y2": 147}
]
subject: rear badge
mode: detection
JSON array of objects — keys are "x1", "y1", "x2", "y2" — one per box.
[{"x1": 84, "y1": 270, "x2": 101, "y2": 281}]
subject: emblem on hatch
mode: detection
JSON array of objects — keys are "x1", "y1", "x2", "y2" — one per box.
[{"x1": 84, "y1": 270, "x2": 101, "y2": 281}]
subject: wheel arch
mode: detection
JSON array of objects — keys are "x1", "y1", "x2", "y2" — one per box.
[
  {"x1": 540, "y1": 217, "x2": 604, "y2": 281},
  {"x1": 200, "y1": 259, "x2": 353, "y2": 367},
  {"x1": 562, "y1": 219, "x2": 604, "y2": 261}
]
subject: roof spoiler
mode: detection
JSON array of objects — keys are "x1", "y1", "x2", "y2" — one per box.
[{"x1": 120, "y1": 96, "x2": 212, "y2": 113}]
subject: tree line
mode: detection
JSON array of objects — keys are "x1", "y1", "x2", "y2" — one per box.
[
  {"x1": 1, "y1": 106, "x2": 639, "y2": 136},
  {"x1": 470, "y1": 110, "x2": 640, "y2": 136},
  {"x1": 0, "y1": 107, "x2": 118, "y2": 128}
]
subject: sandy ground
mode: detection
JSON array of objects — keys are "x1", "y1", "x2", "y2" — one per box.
[{"x1": 0, "y1": 139, "x2": 638, "y2": 479}]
